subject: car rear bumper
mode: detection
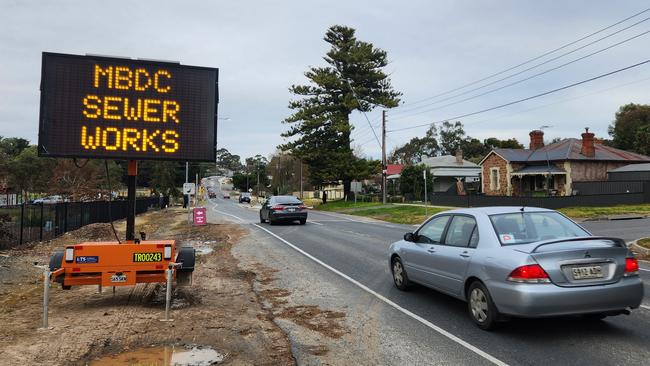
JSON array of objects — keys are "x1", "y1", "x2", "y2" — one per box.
[
  {"x1": 270, "y1": 212, "x2": 308, "y2": 221},
  {"x1": 488, "y1": 276, "x2": 644, "y2": 317}
]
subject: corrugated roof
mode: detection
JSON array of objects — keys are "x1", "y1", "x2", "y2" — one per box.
[
  {"x1": 386, "y1": 164, "x2": 403, "y2": 175},
  {"x1": 492, "y1": 139, "x2": 650, "y2": 163},
  {"x1": 430, "y1": 167, "x2": 480, "y2": 177},
  {"x1": 608, "y1": 163, "x2": 650, "y2": 172},
  {"x1": 421, "y1": 155, "x2": 479, "y2": 168}
]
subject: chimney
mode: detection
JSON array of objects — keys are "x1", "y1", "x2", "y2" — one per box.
[
  {"x1": 581, "y1": 127, "x2": 595, "y2": 158},
  {"x1": 529, "y1": 130, "x2": 545, "y2": 150},
  {"x1": 455, "y1": 150, "x2": 463, "y2": 165}
]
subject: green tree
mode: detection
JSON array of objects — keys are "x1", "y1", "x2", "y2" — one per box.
[
  {"x1": 399, "y1": 164, "x2": 434, "y2": 201},
  {"x1": 8, "y1": 146, "x2": 54, "y2": 199},
  {"x1": 483, "y1": 137, "x2": 523, "y2": 149},
  {"x1": 0, "y1": 137, "x2": 30, "y2": 157},
  {"x1": 281, "y1": 25, "x2": 401, "y2": 197},
  {"x1": 389, "y1": 125, "x2": 438, "y2": 165},
  {"x1": 216, "y1": 148, "x2": 243, "y2": 173},
  {"x1": 149, "y1": 161, "x2": 181, "y2": 198},
  {"x1": 608, "y1": 103, "x2": 650, "y2": 154},
  {"x1": 438, "y1": 121, "x2": 465, "y2": 156}
]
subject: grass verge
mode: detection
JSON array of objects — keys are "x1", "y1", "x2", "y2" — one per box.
[
  {"x1": 315, "y1": 200, "x2": 382, "y2": 211},
  {"x1": 637, "y1": 237, "x2": 650, "y2": 249},
  {"x1": 319, "y1": 201, "x2": 650, "y2": 224},
  {"x1": 341, "y1": 205, "x2": 448, "y2": 225},
  {"x1": 557, "y1": 204, "x2": 650, "y2": 219}
]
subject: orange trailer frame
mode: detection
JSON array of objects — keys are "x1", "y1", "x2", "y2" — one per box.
[{"x1": 49, "y1": 240, "x2": 191, "y2": 287}]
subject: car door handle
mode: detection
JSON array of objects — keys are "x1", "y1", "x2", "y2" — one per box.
[{"x1": 460, "y1": 251, "x2": 470, "y2": 258}]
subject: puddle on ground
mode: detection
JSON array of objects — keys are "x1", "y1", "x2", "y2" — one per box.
[
  {"x1": 88, "y1": 345, "x2": 224, "y2": 366},
  {"x1": 183, "y1": 241, "x2": 216, "y2": 256},
  {"x1": 195, "y1": 247, "x2": 214, "y2": 256}
]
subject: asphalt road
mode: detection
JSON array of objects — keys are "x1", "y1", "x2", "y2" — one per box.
[{"x1": 208, "y1": 193, "x2": 650, "y2": 366}]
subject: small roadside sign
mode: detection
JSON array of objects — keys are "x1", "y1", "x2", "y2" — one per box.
[
  {"x1": 351, "y1": 181, "x2": 363, "y2": 193},
  {"x1": 183, "y1": 183, "x2": 196, "y2": 195},
  {"x1": 193, "y1": 207, "x2": 206, "y2": 226}
]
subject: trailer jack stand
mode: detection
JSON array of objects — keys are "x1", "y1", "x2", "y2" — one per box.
[
  {"x1": 160, "y1": 263, "x2": 182, "y2": 322},
  {"x1": 39, "y1": 268, "x2": 53, "y2": 331}
]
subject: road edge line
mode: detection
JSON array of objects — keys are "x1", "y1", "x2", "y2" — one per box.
[{"x1": 252, "y1": 223, "x2": 508, "y2": 366}]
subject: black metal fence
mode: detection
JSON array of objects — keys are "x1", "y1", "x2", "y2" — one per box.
[
  {"x1": 572, "y1": 181, "x2": 645, "y2": 195},
  {"x1": 429, "y1": 181, "x2": 650, "y2": 209},
  {"x1": 0, "y1": 196, "x2": 168, "y2": 249}
]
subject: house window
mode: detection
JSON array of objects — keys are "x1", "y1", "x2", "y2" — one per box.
[{"x1": 490, "y1": 168, "x2": 500, "y2": 191}]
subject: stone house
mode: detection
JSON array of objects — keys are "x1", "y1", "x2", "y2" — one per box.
[{"x1": 478, "y1": 129, "x2": 650, "y2": 196}]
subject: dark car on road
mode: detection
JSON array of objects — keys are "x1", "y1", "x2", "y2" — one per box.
[
  {"x1": 260, "y1": 195, "x2": 308, "y2": 225},
  {"x1": 239, "y1": 192, "x2": 251, "y2": 203}
]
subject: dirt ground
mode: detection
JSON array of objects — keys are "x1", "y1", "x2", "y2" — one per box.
[{"x1": 0, "y1": 208, "x2": 296, "y2": 365}]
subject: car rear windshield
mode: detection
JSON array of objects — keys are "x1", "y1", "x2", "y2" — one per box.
[
  {"x1": 489, "y1": 211, "x2": 588, "y2": 245},
  {"x1": 241, "y1": 193, "x2": 251, "y2": 197},
  {"x1": 272, "y1": 196, "x2": 302, "y2": 204}
]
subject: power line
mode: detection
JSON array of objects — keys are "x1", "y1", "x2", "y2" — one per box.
[
  {"x1": 463, "y1": 74, "x2": 650, "y2": 128},
  {"x1": 392, "y1": 7, "x2": 650, "y2": 110},
  {"x1": 387, "y1": 59, "x2": 650, "y2": 133},
  {"x1": 389, "y1": 28, "x2": 650, "y2": 120},
  {"x1": 344, "y1": 79, "x2": 382, "y2": 149}
]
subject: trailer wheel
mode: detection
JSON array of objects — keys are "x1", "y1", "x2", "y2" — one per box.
[
  {"x1": 176, "y1": 247, "x2": 196, "y2": 271},
  {"x1": 176, "y1": 247, "x2": 195, "y2": 287},
  {"x1": 49, "y1": 251, "x2": 66, "y2": 285}
]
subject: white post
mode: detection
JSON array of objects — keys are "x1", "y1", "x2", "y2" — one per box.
[
  {"x1": 423, "y1": 169, "x2": 428, "y2": 219},
  {"x1": 41, "y1": 269, "x2": 50, "y2": 329},
  {"x1": 162, "y1": 267, "x2": 174, "y2": 322}
]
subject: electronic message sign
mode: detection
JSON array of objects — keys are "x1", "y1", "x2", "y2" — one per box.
[{"x1": 38, "y1": 52, "x2": 218, "y2": 162}]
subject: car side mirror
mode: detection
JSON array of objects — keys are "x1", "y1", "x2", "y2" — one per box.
[{"x1": 404, "y1": 232, "x2": 415, "y2": 242}]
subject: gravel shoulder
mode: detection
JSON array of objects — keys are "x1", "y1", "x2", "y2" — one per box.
[{"x1": 0, "y1": 208, "x2": 294, "y2": 365}]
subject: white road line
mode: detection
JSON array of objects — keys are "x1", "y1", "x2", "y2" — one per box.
[
  {"x1": 641, "y1": 305, "x2": 650, "y2": 311},
  {"x1": 639, "y1": 268, "x2": 650, "y2": 273},
  {"x1": 308, "y1": 221, "x2": 324, "y2": 226},
  {"x1": 211, "y1": 205, "x2": 246, "y2": 223},
  {"x1": 252, "y1": 223, "x2": 508, "y2": 366}
]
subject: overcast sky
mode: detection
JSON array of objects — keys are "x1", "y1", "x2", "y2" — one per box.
[{"x1": 1, "y1": 0, "x2": 649, "y2": 161}]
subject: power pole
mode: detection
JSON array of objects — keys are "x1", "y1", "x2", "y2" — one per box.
[
  {"x1": 300, "y1": 160, "x2": 303, "y2": 199},
  {"x1": 382, "y1": 110, "x2": 387, "y2": 205}
]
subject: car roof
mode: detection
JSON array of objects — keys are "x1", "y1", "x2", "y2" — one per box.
[{"x1": 441, "y1": 206, "x2": 555, "y2": 216}]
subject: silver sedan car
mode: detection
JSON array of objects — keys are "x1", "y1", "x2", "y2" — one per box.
[{"x1": 388, "y1": 207, "x2": 644, "y2": 330}]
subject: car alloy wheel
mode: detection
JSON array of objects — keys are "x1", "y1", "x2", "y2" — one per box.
[
  {"x1": 467, "y1": 281, "x2": 498, "y2": 330},
  {"x1": 470, "y1": 288, "x2": 488, "y2": 323},
  {"x1": 391, "y1": 257, "x2": 410, "y2": 290}
]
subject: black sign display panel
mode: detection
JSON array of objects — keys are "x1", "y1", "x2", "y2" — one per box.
[{"x1": 38, "y1": 52, "x2": 218, "y2": 162}]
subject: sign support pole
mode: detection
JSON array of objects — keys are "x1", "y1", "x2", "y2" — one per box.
[{"x1": 126, "y1": 160, "x2": 137, "y2": 242}]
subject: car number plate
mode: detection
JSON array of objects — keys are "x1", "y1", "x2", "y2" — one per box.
[
  {"x1": 572, "y1": 265, "x2": 603, "y2": 280},
  {"x1": 110, "y1": 273, "x2": 127, "y2": 283},
  {"x1": 288, "y1": 208, "x2": 296, "y2": 212}
]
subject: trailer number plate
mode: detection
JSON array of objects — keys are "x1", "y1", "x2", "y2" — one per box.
[
  {"x1": 111, "y1": 273, "x2": 127, "y2": 283},
  {"x1": 133, "y1": 252, "x2": 163, "y2": 262}
]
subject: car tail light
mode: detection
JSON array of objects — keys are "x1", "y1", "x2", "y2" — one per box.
[
  {"x1": 271, "y1": 205, "x2": 284, "y2": 211},
  {"x1": 624, "y1": 258, "x2": 639, "y2": 276},
  {"x1": 507, "y1": 264, "x2": 550, "y2": 283},
  {"x1": 299, "y1": 205, "x2": 307, "y2": 210}
]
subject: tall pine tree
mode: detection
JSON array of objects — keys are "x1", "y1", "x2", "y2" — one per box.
[{"x1": 281, "y1": 25, "x2": 401, "y2": 197}]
